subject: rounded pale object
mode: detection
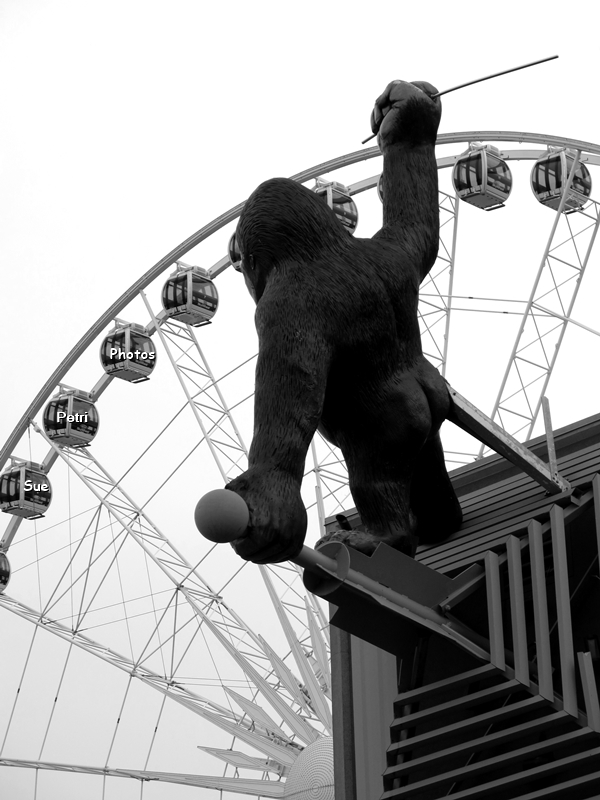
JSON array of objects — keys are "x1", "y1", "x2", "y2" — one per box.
[
  {"x1": 194, "y1": 489, "x2": 249, "y2": 543},
  {"x1": 283, "y1": 736, "x2": 334, "y2": 800}
]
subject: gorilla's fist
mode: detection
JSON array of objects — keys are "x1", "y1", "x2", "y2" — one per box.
[
  {"x1": 370, "y1": 80, "x2": 441, "y2": 149},
  {"x1": 226, "y1": 469, "x2": 307, "y2": 564}
]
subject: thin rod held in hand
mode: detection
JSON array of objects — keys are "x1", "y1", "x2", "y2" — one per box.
[
  {"x1": 362, "y1": 55, "x2": 559, "y2": 145},
  {"x1": 430, "y1": 54, "x2": 558, "y2": 98}
]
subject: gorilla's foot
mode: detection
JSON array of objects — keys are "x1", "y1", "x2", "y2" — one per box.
[{"x1": 315, "y1": 528, "x2": 417, "y2": 557}]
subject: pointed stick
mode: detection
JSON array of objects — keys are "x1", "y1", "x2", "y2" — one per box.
[{"x1": 361, "y1": 55, "x2": 558, "y2": 145}]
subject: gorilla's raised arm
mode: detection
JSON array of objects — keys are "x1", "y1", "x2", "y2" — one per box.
[{"x1": 372, "y1": 80, "x2": 442, "y2": 282}]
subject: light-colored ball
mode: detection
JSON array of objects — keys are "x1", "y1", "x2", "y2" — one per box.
[
  {"x1": 194, "y1": 489, "x2": 249, "y2": 543},
  {"x1": 283, "y1": 737, "x2": 334, "y2": 800}
]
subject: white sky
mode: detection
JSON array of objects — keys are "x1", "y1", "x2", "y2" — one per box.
[
  {"x1": 2, "y1": 1, "x2": 600, "y2": 447},
  {"x1": 2, "y1": 1, "x2": 600, "y2": 798}
]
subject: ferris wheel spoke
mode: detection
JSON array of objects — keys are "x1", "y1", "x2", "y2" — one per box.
[
  {"x1": 224, "y1": 687, "x2": 290, "y2": 741},
  {"x1": 197, "y1": 746, "x2": 283, "y2": 774},
  {"x1": 29, "y1": 429, "x2": 220, "y2": 597},
  {"x1": 260, "y1": 567, "x2": 332, "y2": 733},
  {"x1": 51, "y1": 519, "x2": 130, "y2": 630},
  {"x1": 304, "y1": 582, "x2": 330, "y2": 645},
  {"x1": 257, "y1": 636, "x2": 315, "y2": 722},
  {"x1": 23, "y1": 424, "x2": 324, "y2": 707},
  {"x1": 141, "y1": 289, "x2": 334, "y2": 720},
  {"x1": 304, "y1": 597, "x2": 331, "y2": 694},
  {"x1": 259, "y1": 561, "x2": 330, "y2": 678},
  {"x1": 0, "y1": 593, "x2": 247, "y2": 726},
  {"x1": 310, "y1": 434, "x2": 350, "y2": 526},
  {"x1": 0, "y1": 592, "x2": 310, "y2": 777},
  {"x1": 142, "y1": 293, "x2": 249, "y2": 484},
  {"x1": 0, "y1": 758, "x2": 287, "y2": 795}
]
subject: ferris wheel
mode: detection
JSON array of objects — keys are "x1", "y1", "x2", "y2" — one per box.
[{"x1": 1, "y1": 129, "x2": 600, "y2": 799}]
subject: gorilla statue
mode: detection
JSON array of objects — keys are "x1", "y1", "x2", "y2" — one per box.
[{"x1": 226, "y1": 80, "x2": 462, "y2": 563}]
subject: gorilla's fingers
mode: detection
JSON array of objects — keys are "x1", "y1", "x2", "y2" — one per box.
[
  {"x1": 409, "y1": 81, "x2": 441, "y2": 106},
  {"x1": 374, "y1": 80, "x2": 402, "y2": 109}
]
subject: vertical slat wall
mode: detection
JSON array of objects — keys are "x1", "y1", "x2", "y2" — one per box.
[
  {"x1": 528, "y1": 519, "x2": 554, "y2": 701},
  {"x1": 550, "y1": 504, "x2": 578, "y2": 717},
  {"x1": 486, "y1": 505, "x2": 593, "y2": 715},
  {"x1": 485, "y1": 550, "x2": 505, "y2": 670},
  {"x1": 507, "y1": 536, "x2": 529, "y2": 686},
  {"x1": 383, "y1": 492, "x2": 600, "y2": 799},
  {"x1": 593, "y1": 474, "x2": 600, "y2": 560},
  {"x1": 578, "y1": 651, "x2": 600, "y2": 732}
]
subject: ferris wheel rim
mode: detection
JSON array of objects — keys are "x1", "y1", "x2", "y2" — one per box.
[
  {"x1": 3, "y1": 131, "x2": 600, "y2": 471},
  {"x1": 2, "y1": 129, "x2": 600, "y2": 796}
]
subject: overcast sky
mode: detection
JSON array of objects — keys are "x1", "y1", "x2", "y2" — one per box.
[
  {"x1": 2, "y1": 2, "x2": 600, "y2": 797},
  {"x1": 3, "y1": 0, "x2": 600, "y2": 452}
]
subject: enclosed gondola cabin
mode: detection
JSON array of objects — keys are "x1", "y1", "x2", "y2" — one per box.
[
  {"x1": 0, "y1": 552, "x2": 9, "y2": 592},
  {"x1": 43, "y1": 389, "x2": 99, "y2": 447},
  {"x1": 0, "y1": 462, "x2": 52, "y2": 519},
  {"x1": 100, "y1": 323, "x2": 157, "y2": 383},
  {"x1": 228, "y1": 232, "x2": 242, "y2": 272},
  {"x1": 531, "y1": 147, "x2": 592, "y2": 212},
  {"x1": 162, "y1": 266, "x2": 219, "y2": 326},
  {"x1": 452, "y1": 143, "x2": 512, "y2": 210},
  {"x1": 313, "y1": 178, "x2": 359, "y2": 233},
  {"x1": 0, "y1": 553, "x2": 10, "y2": 592}
]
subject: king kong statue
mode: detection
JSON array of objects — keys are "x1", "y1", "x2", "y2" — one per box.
[{"x1": 226, "y1": 80, "x2": 462, "y2": 563}]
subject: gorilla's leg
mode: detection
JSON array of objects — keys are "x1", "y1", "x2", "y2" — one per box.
[
  {"x1": 342, "y1": 442, "x2": 418, "y2": 556},
  {"x1": 410, "y1": 432, "x2": 462, "y2": 545},
  {"x1": 316, "y1": 377, "x2": 432, "y2": 557}
]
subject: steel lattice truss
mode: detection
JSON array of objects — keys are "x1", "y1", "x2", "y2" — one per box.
[
  {"x1": 3, "y1": 133, "x2": 600, "y2": 796},
  {"x1": 0, "y1": 592, "x2": 310, "y2": 761},
  {"x1": 146, "y1": 302, "x2": 251, "y2": 484},
  {"x1": 484, "y1": 187, "x2": 600, "y2": 450},
  {"x1": 26, "y1": 425, "x2": 329, "y2": 733},
  {"x1": 142, "y1": 299, "x2": 332, "y2": 688},
  {"x1": 417, "y1": 190, "x2": 460, "y2": 376},
  {"x1": 0, "y1": 757, "x2": 287, "y2": 796},
  {"x1": 0, "y1": 423, "x2": 332, "y2": 794}
]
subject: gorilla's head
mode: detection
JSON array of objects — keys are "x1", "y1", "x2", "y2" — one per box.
[{"x1": 237, "y1": 178, "x2": 350, "y2": 302}]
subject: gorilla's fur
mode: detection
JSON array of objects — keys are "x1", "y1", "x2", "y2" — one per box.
[{"x1": 227, "y1": 81, "x2": 462, "y2": 563}]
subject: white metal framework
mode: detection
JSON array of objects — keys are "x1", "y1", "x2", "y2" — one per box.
[
  {"x1": 2, "y1": 131, "x2": 600, "y2": 797},
  {"x1": 484, "y1": 176, "x2": 600, "y2": 448}
]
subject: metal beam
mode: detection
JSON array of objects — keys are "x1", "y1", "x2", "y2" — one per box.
[
  {"x1": 483, "y1": 150, "x2": 600, "y2": 445},
  {"x1": 550, "y1": 505, "x2": 577, "y2": 717},
  {"x1": 485, "y1": 551, "x2": 505, "y2": 669},
  {"x1": 387, "y1": 696, "x2": 547, "y2": 757},
  {"x1": 577, "y1": 651, "x2": 600, "y2": 732},
  {"x1": 447, "y1": 385, "x2": 571, "y2": 494},
  {"x1": 382, "y1": 730, "x2": 598, "y2": 798},
  {"x1": 0, "y1": 758, "x2": 286, "y2": 796},
  {"x1": 0, "y1": 592, "x2": 300, "y2": 765},
  {"x1": 507, "y1": 536, "x2": 529, "y2": 686},
  {"x1": 528, "y1": 520, "x2": 554, "y2": 701},
  {"x1": 297, "y1": 543, "x2": 490, "y2": 662},
  {"x1": 385, "y1": 711, "x2": 568, "y2": 779}
]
